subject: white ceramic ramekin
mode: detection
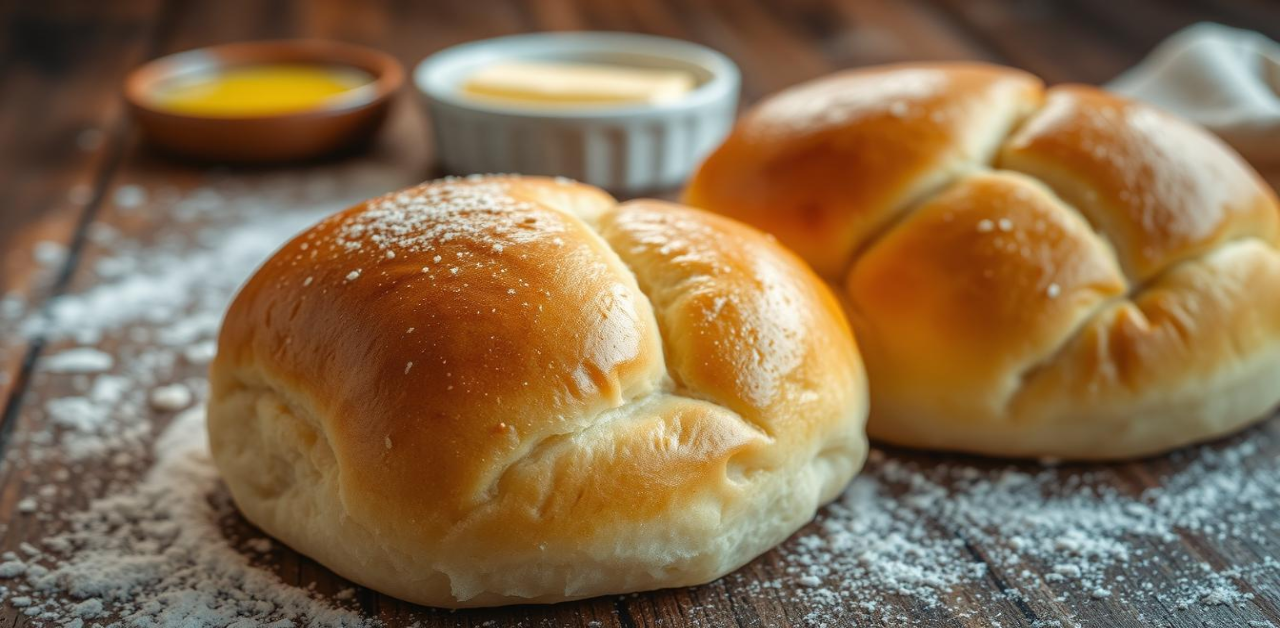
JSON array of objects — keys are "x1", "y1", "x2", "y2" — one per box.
[{"x1": 414, "y1": 32, "x2": 740, "y2": 194}]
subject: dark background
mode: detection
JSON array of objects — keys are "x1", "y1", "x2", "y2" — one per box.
[{"x1": 2, "y1": 1, "x2": 1280, "y2": 627}]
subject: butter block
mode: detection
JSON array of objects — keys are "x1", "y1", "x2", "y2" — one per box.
[{"x1": 461, "y1": 61, "x2": 696, "y2": 107}]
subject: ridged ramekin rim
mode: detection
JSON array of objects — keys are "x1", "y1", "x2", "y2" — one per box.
[{"x1": 412, "y1": 31, "x2": 740, "y2": 122}]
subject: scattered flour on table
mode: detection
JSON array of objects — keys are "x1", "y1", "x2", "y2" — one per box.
[
  {"x1": 9, "y1": 407, "x2": 369, "y2": 627},
  {"x1": 34, "y1": 241, "x2": 68, "y2": 268},
  {"x1": 0, "y1": 168, "x2": 406, "y2": 626},
  {"x1": 40, "y1": 348, "x2": 113, "y2": 374},
  {"x1": 111, "y1": 184, "x2": 147, "y2": 210},
  {"x1": 147, "y1": 383, "x2": 193, "y2": 412},
  {"x1": 0, "y1": 169, "x2": 1276, "y2": 626},
  {"x1": 776, "y1": 442, "x2": 1280, "y2": 625}
]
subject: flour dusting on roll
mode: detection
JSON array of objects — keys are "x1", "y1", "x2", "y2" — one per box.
[
  {"x1": 206, "y1": 175, "x2": 867, "y2": 607},
  {"x1": 687, "y1": 62, "x2": 1280, "y2": 460}
]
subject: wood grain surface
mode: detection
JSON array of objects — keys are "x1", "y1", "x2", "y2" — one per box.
[{"x1": 2, "y1": 1, "x2": 1280, "y2": 626}]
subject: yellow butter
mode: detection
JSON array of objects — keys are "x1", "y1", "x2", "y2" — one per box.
[
  {"x1": 154, "y1": 64, "x2": 373, "y2": 117},
  {"x1": 461, "y1": 61, "x2": 695, "y2": 108}
]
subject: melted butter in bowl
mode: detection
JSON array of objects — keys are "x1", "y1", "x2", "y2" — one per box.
[
  {"x1": 460, "y1": 61, "x2": 696, "y2": 109},
  {"x1": 125, "y1": 40, "x2": 403, "y2": 162},
  {"x1": 152, "y1": 63, "x2": 375, "y2": 117}
]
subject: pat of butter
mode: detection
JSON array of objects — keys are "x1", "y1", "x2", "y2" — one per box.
[{"x1": 461, "y1": 61, "x2": 695, "y2": 107}]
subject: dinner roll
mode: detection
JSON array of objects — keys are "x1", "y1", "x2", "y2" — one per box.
[
  {"x1": 686, "y1": 63, "x2": 1280, "y2": 459},
  {"x1": 207, "y1": 175, "x2": 867, "y2": 607}
]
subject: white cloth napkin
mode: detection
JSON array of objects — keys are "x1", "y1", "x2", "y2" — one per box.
[{"x1": 1108, "y1": 22, "x2": 1280, "y2": 165}]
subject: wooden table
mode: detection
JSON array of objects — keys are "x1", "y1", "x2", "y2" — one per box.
[{"x1": 3, "y1": 1, "x2": 1280, "y2": 626}]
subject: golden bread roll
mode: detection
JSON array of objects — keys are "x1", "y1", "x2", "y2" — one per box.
[
  {"x1": 686, "y1": 63, "x2": 1280, "y2": 459},
  {"x1": 207, "y1": 176, "x2": 867, "y2": 607}
]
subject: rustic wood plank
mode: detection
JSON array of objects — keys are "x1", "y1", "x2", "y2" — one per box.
[
  {"x1": 922, "y1": 0, "x2": 1138, "y2": 84},
  {"x1": 2, "y1": 1, "x2": 1279, "y2": 627},
  {"x1": 809, "y1": 0, "x2": 1006, "y2": 66},
  {"x1": 0, "y1": 0, "x2": 168, "y2": 442}
]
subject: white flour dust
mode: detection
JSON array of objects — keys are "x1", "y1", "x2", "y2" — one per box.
[
  {"x1": 0, "y1": 170, "x2": 1276, "y2": 626},
  {"x1": 0, "y1": 167, "x2": 405, "y2": 627},
  {"x1": 773, "y1": 441, "x2": 1280, "y2": 625},
  {"x1": 10, "y1": 407, "x2": 368, "y2": 627}
]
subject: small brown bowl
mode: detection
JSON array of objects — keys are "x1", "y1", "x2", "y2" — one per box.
[{"x1": 125, "y1": 40, "x2": 404, "y2": 163}]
